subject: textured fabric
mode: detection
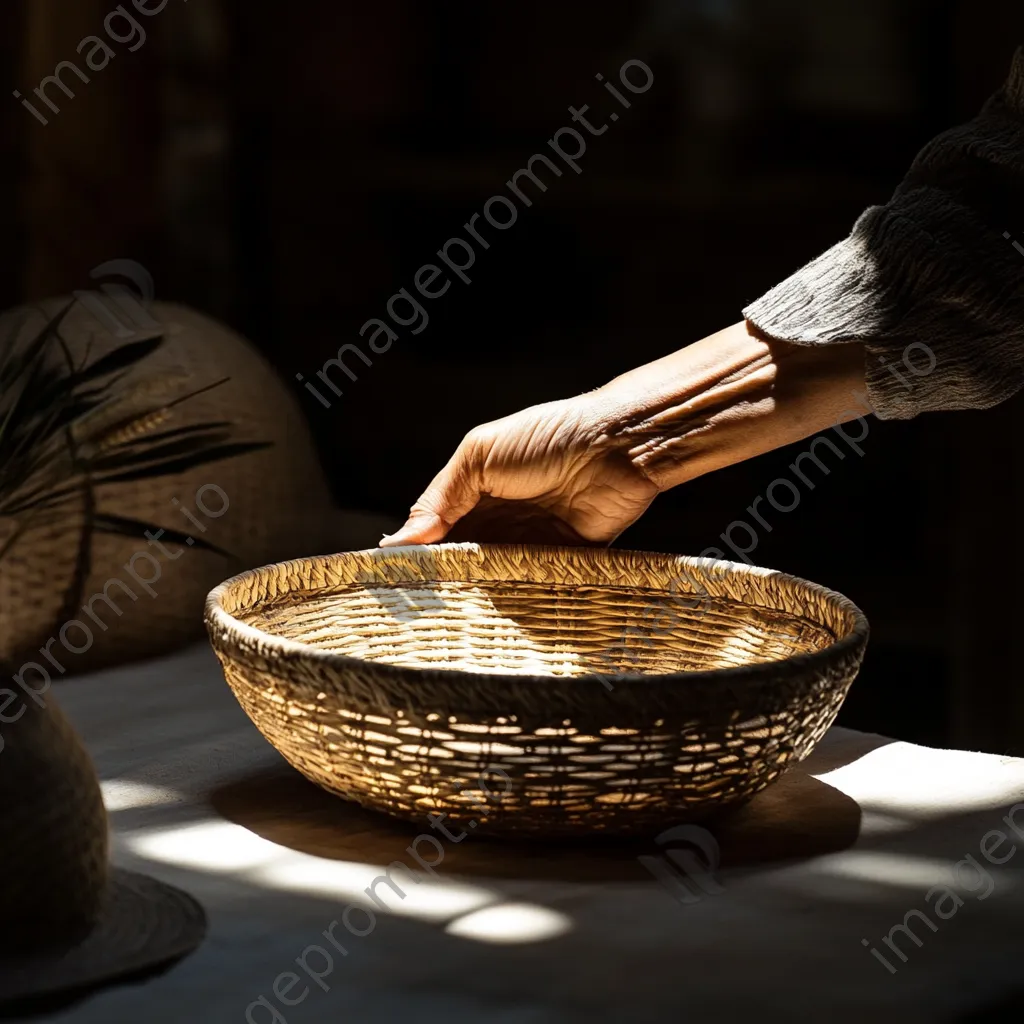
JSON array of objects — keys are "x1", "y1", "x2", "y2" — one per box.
[{"x1": 743, "y1": 47, "x2": 1024, "y2": 420}]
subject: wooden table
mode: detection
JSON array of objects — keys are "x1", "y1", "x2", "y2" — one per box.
[{"x1": 30, "y1": 645, "x2": 1024, "y2": 1023}]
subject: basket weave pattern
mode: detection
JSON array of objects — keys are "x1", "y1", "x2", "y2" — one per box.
[
  {"x1": 206, "y1": 544, "x2": 867, "y2": 837},
  {"x1": 0, "y1": 298, "x2": 334, "y2": 671}
]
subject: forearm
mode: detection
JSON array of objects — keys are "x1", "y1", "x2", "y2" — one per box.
[{"x1": 592, "y1": 320, "x2": 867, "y2": 492}]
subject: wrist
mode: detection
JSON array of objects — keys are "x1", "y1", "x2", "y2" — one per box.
[{"x1": 594, "y1": 321, "x2": 867, "y2": 492}]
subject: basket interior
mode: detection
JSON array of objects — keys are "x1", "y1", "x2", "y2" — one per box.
[{"x1": 238, "y1": 576, "x2": 838, "y2": 678}]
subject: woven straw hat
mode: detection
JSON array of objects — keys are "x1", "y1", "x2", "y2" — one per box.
[
  {"x1": 0, "y1": 687, "x2": 205, "y2": 1004},
  {"x1": 0, "y1": 294, "x2": 336, "y2": 673}
]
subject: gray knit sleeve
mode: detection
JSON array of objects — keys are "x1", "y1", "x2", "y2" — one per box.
[{"x1": 743, "y1": 47, "x2": 1024, "y2": 420}]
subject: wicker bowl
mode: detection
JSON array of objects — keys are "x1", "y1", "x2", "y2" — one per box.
[{"x1": 205, "y1": 544, "x2": 868, "y2": 838}]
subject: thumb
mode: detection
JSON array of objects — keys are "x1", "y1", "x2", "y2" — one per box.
[
  {"x1": 378, "y1": 509, "x2": 448, "y2": 547},
  {"x1": 379, "y1": 444, "x2": 483, "y2": 547}
]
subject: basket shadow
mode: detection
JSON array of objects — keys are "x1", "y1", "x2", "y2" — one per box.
[{"x1": 207, "y1": 763, "x2": 862, "y2": 882}]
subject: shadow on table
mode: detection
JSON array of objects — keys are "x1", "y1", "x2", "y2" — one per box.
[
  {"x1": 949, "y1": 985, "x2": 1024, "y2": 1022},
  {"x1": 208, "y1": 752, "x2": 866, "y2": 882},
  {"x1": 0, "y1": 959, "x2": 187, "y2": 1020}
]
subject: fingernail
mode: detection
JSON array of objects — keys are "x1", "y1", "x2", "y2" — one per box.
[{"x1": 380, "y1": 529, "x2": 416, "y2": 547}]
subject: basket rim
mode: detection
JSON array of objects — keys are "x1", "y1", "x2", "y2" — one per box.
[{"x1": 204, "y1": 543, "x2": 869, "y2": 691}]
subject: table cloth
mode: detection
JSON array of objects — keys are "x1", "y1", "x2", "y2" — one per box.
[{"x1": 19, "y1": 645, "x2": 1024, "y2": 1023}]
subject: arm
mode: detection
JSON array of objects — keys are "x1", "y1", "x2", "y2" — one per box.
[
  {"x1": 593, "y1": 320, "x2": 866, "y2": 491},
  {"x1": 380, "y1": 323, "x2": 865, "y2": 547},
  {"x1": 382, "y1": 47, "x2": 1024, "y2": 548}
]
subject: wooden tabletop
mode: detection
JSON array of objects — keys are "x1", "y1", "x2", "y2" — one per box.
[{"x1": 34, "y1": 644, "x2": 1024, "y2": 1024}]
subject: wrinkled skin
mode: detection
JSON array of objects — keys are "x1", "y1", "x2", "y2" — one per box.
[{"x1": 385, "y1": 397, "x2": 659, "y2": 547}]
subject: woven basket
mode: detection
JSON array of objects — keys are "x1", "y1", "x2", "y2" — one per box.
[
  {"x1": 0, "y1": 297, "x2": 335, "y2": 672},
  {"x1": 205, "y1": 544, "x2": 868, "y2": 838}
]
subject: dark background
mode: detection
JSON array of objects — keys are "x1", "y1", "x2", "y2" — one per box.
[{"x1": 2, "y1": 0, "x2": 1022, "y2": 752}]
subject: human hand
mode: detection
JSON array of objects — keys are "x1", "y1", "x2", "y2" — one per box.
[{"x1": 378, "y1": 395, "x2": 660, "y2": 547}]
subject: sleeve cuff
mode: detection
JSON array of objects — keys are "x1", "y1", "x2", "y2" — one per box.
[
  {"x1": 744, "y1": 45, "x2": 1024, "y2": 421},
  {"x1": 742, "y1": 206, "x2": 937, "y2": 421}
]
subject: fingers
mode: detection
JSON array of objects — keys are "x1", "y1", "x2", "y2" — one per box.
[{"x1": 379, "y1": 438, "x2": 485, "y2": 547}]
